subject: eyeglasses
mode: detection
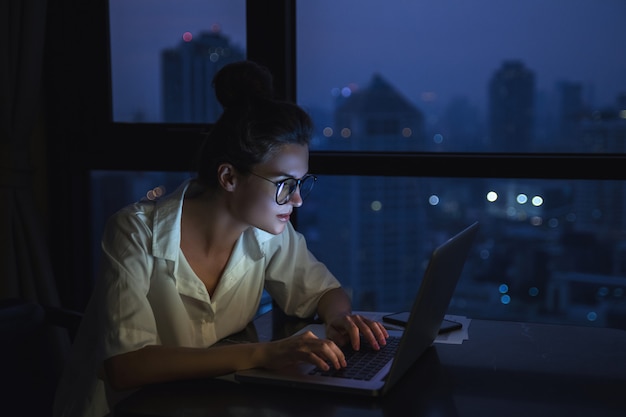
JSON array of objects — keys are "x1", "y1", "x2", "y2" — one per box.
[{"x1": 248, "y1": 171, "x2": 317, "y2": 205}]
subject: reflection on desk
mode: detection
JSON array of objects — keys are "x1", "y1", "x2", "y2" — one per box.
[{"x1": 116, "y1": 313, "x2": 626, "y2": 417}]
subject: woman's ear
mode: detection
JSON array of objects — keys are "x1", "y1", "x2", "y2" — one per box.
[{"x1": 217, "y1": 163, "x2": 238, "y2": 192}]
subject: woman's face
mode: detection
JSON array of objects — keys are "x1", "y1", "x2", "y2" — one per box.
[{"x1": 233, "y1": 143, "x2": 310, "y2": 235}]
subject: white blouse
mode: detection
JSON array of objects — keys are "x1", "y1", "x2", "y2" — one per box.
[{"x1": 53, "y1": 179, "x2": 341, "y2": 417}]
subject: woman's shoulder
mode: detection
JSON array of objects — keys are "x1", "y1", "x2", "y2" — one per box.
[
  {"x1": 101, "y1": 202, "x2": 156, "y2": 251},
  {"x1": 106, "y1": 179, "x2": 191, "y2": 231},
  {"x1": 108, "y1": 199, "x2": 156, "y2": 228}
]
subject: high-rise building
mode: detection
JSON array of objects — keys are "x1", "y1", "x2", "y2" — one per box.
[
  {"x1": 556, "y1": 81, "x2": 585, "y2": 150},
  {"x1": 305, "y1": 74, "x2": 429, "y2": 310},
  {"x1": 161, "y1": 29, "x2": 245, "y2": 123},
  {"x1": 488, "y1": 61, "x2": 535, "y2": 151},
  {"x1": 331, "y1": 74, "x2": 425, "y2": 151}
]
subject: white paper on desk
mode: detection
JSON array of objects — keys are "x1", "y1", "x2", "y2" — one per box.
[{"x1": 354, "y1": 311, "x2": 470, "y2": 345}]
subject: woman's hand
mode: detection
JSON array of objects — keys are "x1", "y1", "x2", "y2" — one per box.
[
  {"x1": 260, "y1": 330, "x2": 347, "y2": 371},
  {"x1": 325, "y1": 313, "x2": 389, "y2": 351},
  {"x1": 315, "y1": 288, "x2": 389, "y2": 351}
]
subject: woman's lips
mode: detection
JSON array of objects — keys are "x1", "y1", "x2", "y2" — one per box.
[{"x1": 277, "y1": 213, "x2": 291, "y2": 222}]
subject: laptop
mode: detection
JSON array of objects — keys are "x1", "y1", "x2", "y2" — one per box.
[{"x1": 235, "y1": 221, "x2": 479, "y2": 397}]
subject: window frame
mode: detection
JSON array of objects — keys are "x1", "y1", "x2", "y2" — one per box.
[
  {"x1": 78, "y1": 0, "x2": 626, "y2": 179},
  {"x1": 45, "y1": 0, "x2": 626, "y2": 310}
]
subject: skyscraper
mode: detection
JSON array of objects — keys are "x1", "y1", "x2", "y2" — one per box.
[
  {"x1": 488, "y1": 61, "x2": 535, "y2": 151},
  {"x1": 331, "y1": 74, "x2": 424, "y2": 151},
  {"x1": 556, "y1": 81, "x2": 584, "y2": 150},
  {"x1": 305, "y1": 74, "x2": 428, "y2": 310},
  {"x1": 161, "y1": 28, "x2": 245, "y2": 123}
]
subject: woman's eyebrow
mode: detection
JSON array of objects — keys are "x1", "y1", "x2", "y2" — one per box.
[{"x1": 272, "y1": 171, "x2": 307, "y2": 179}]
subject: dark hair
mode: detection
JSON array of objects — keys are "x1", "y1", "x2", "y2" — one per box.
[{"x1": 196, "y1": 61, "x2": 314, "y2": 187}]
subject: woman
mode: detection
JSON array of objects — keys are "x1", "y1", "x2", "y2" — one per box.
[{"x1": 54, "y1": 60, "x2": 388, "y2": 417}]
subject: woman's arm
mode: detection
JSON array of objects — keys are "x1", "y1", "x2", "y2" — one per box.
[
  {"x1": 104, "y1": 343, "x2": 265, "y2": 390},
  {"x1": 104, "y1": 331, "x2": 348, "y2": 391},
  {"x1": 317, "y1": 287, "x2": 389, "y2": 351},
  {"x1": 316, "y1": 287, "x2": 353, "y2": 323}
]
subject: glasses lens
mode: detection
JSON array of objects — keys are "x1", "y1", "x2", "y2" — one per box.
[
  {"x1": 275, "y1": 180, "x2": 293, "y2": 204},
  {"x1": 299, "y1": 175, "x2": 316, "y2": 200},
  {"x1": 275, "y1": 176, "x2": 316, "y2": 204}
]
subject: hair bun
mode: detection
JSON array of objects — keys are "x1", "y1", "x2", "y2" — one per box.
[{"x1": 213, "y1": 60, "x2": 274, "y2": 108}]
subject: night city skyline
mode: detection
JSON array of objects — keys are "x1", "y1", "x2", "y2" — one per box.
[{"x1": 109, "y1": 0, "x2": 626, "y2": 127}]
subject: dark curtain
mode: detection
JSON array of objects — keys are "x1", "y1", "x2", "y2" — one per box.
[
  {"x1": 0, "y1": 0, "x2": 70, "y2": 381},
  {"x1": 1, "y1": 0, "x2": 56, "y2": 300}
]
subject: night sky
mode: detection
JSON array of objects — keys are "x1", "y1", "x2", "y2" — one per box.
[{"x1": 109, "y1": 0, "x2": 626, "y2": 123}]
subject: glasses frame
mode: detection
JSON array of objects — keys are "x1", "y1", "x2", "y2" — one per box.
[{"x1": 248, "y1": 171, "x2": 317, "y2": 205}]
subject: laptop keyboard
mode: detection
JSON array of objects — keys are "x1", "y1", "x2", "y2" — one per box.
[{"x1": 308, "y1": 336, "x2": 401, "y2": 381}]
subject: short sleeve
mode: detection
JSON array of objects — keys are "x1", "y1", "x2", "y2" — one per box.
[
  {"x1": 263, "y1": 222, "x2": 342, "y2": 318},
  {"x1": 98, "y1": 205, "x2": 159, "y2": 359}
]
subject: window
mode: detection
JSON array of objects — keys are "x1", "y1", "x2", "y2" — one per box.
[
  {"x1": 300, "y1": 175, "x2": 626, "y2": 327},
  {"x1": 108, "y1": 0, "x2": 246, "y2": 123},
  {"x1": 80, "y1": 0, "x2": 626, "y2": 328},
  {"x1": 297, "y1": 0, "x2": 626, "y2": 154},
  {"x1": 293, "y1": 0, "x2": 626, "y2": 328}
]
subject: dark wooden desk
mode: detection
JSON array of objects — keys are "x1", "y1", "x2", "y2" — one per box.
[{"x1": 115, "y1": 312, "x2": 626, "y2": 417}]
